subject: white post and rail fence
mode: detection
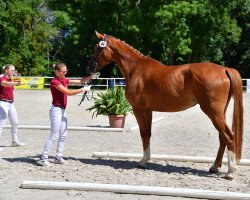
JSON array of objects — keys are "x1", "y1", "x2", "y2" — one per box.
[
  {"x1": 14, "y1": 77, "x2": 126, "y2": 90},
  {"x1": 14, "y1": 77, "x2": 250, "y2": 93}
]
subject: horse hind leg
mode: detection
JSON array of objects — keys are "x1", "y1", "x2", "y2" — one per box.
[
  {"x1": 209, "y1": 135, "x2": 226, "y2": 173},
  {"x1": 133, "y1": 108, "x2": 152, "y2": 169},
  {"x1": 209, "y1": 114, "x2": 237, "y2": 180}
]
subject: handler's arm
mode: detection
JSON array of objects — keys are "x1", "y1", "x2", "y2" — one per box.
[
  {"x1": 54, "y1": 84, "x2": 84, "y2": 96},
  {"x1": 68, "y1": 75, "x2": 92, "y2": 85},
  {"x1": 1, "y1": 80, "x2": 23, "y2": 86}
]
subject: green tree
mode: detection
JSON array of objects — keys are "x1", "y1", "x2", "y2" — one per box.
[
  {"x1": 154, "y1": 1, "x2": 241, "y2": 65},
  {"x1": 48, "y1": 0, "x2": 123, "y2": 77},
  {"x1": 222, "y1": 0, "x2": 250, "y2": 77},
  {"x1": 0, "y1": 0, "x2": 73, "y2": 76},
  {"x1": 0, "y1": 0, "x2": 248, "y2": 78}
]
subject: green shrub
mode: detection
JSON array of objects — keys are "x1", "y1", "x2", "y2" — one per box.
[{"x1": 86, "y1": 86, "x2": 132, "y2": 118}]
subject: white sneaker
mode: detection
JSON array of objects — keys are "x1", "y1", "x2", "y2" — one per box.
[
  {"x1": 37, "y1": 159, "x2": 52, "y2": 167},
  {"x1": 12, "y1": 141, "x2": 26, "y2": 147},
  {"x1": 54, "y1": 157, "x2": 68, "y2": 165},
  {"x1": 0, "y1": 147, "x2": 4, "y2": 151}
]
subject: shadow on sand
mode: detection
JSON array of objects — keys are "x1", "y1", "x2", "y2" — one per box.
[{"x1": 3, "y1": 156, "x2": 219, "y2": 178}]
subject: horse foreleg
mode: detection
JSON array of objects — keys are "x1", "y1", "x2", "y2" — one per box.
[
  {"x1": 139, "y1": 142, "x2": 151, "y2": 169},
  {"x1": 133, "y1": 108, "x2": 152, "y2": 169}
]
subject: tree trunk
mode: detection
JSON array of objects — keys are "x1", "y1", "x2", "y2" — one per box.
[{"x1": 169, "y1": 40, "x2": 174, "y2": 65}]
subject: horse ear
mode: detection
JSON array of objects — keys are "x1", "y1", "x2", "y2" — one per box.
[{"x1": 95, "y1": 31, "x2": 105, "y2": 40}]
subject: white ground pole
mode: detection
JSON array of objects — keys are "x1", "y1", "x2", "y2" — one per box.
[
  {"x1": 5, "y1": 117, "x2": 164, "y2": 132},
  {"x1": 5, "y1": 125, "x2": 124, "y2": 132},
  {"x1": 129, "y1": 117, "x2": 164, "y2": 131},
  {"x1": 92, "y1": 152, "x2": 250, "y2": 166},
  {"x1": 21, "y1": 180, "x2": 250, "y2": 200}
]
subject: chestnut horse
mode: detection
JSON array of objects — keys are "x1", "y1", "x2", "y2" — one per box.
[{"x1": 89, "y1": 31, "x2": 243, "y2": 180}]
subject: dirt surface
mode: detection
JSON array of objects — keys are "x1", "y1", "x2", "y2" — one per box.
[{"x1": 0, "y1": 90, "x2": 250, "y2": 200}]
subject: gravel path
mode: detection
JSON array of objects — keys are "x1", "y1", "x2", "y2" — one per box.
[{"x1": 0, "y1": 90, "x2": 249, "y2": 200}]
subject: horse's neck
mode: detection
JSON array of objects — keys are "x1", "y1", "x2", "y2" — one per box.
[{"x1": 111, "y1": 39, "x2": 144, "y2": 80}]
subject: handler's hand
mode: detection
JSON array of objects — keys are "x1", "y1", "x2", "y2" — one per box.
[
  {"x1": 82, "y1": 85, "x2": 91, "y2": 92},
  {"x1": 91, "y1": 72, "x2": 101, "y2": 79},
  {"x1": 15, "y1": 81, "x2": 24, "y2": 86}
]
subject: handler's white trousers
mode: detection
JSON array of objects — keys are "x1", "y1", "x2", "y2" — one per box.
[
  {"x1": 41, "y1": 106, "x2": 68, "y2": 159},
  {"x1": 0, "y1": 101, "x2": 19, "y2": 143}
]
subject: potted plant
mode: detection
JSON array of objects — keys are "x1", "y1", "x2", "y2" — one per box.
[{"x1": 86, "y1": 86, "x2": 132, "y2": 128}]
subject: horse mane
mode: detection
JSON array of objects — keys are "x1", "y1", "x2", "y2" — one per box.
[{"x1": 111, "y1": 36, "x2": 155, "y2": 62}]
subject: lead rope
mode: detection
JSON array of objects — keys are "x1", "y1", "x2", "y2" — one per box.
[{"x1": 78, "y1": 79, "x2": 96, "y2": 106}]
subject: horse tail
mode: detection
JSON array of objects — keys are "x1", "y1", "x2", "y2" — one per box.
[{"x1": 226, "y1": 69, "x2": 243, "y2": 163}]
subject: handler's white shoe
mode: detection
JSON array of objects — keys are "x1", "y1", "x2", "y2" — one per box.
[
  {"x1": 0, "y1": 147, "x2": 4, "y2": 151},
  {"x1": 12, "y1": 141, "x2": 26, "y2": 147},
  {"x1": 37, "y1": 159, "x2": 52, "y2": 167},
  {"x1": 54, "y1": 157, "x2": 68, "y2": 165}
]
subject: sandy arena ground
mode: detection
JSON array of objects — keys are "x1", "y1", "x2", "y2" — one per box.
[{"x1": 0, "y1": 90, "x2": 250, "y2": 200}]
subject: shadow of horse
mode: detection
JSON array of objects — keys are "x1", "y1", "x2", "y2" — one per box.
[
  {"x1": 68, "y1": 157, "x2": 216, "y2": 178},
  {"x1": 3, "y1": 156, "x2": 219, "y2": 178}
]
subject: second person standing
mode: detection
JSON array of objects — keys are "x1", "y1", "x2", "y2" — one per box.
[{"x1": 38, "y1": 63, "x2": 100, "y2": 166}]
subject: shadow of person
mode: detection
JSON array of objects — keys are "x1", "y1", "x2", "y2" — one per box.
[{"x1": 2, "y1": 156, "x2": 37, "y2": 165}]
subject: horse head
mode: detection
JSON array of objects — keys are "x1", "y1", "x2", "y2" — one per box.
[{"x1": 87, "y1": 31, "x2": 114, "y2": 74}]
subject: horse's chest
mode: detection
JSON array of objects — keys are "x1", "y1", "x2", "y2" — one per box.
[{"x1": 125, "y1": 91, "x2": 146, "y2": 107}]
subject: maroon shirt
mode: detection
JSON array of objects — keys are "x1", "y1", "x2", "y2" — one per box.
[
  {"x1": 0, "y1": 76, "x2": 14, "y2": 100},
  {"x1": 50, "y1": 77, "x2": 69, "y2": 108}
]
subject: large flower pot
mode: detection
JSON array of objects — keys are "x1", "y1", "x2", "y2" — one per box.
[{"x1": 108, "y1": 115, "x2": 126, "y2": 128}]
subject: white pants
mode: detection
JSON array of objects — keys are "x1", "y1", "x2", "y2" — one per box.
[
  {"x1": 41, "y1": 106, "x2": 68, "y2": 159},
  {"x1": 0, "y1": 101, "x2": 19, "y2": 143}
]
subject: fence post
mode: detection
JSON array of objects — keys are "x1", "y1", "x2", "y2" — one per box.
[{"x1": 247, "y1": 79, "x2": 250, "y2": 93}]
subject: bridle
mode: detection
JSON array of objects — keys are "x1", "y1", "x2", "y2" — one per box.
[
  {"x1": 78, "y1": 35, "x2": 109, "y2": 106},
  {"x1": 87, "y1": 35, "x2": 110, "y2": 74}
]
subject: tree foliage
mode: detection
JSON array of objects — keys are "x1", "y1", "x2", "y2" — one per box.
[
  {"x1": 0, "y1": 0, "x2": 72, "y2": 76},
  {"x1": 155, "y1": 1, "x2": 242, "y2": 64},
  {"x1": 0, "y1": 0, "x2": 249, "y2": 77}
]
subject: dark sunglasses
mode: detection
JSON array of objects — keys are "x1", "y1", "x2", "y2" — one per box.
[{"x1": 59, "y1": 70, "x2": 68, "y2": 74}]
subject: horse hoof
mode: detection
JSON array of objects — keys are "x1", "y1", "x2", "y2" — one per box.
[
  {"x1": 224, "y1": 173, "x2": 234, "y2": 180},
  {"x1": 137, "y1": 164, "x2": 146, "y2": 169},
  {"x1": 229, "y1": 165, "x2": 237, "y2": 173},
  {"x1": 209, "y1": 165, "x2": 220, "y2": 173},
  {"x1": 137, "y1": 161, "x2": 146, "y2": 169}
]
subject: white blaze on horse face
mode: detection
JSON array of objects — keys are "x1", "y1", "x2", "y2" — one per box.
[
  {"x1": 227, "y1": 150, "x2": 237, "y2": 173},
  {"x1": 99, "y1": 41, "x2": 106, "y2": 47}
]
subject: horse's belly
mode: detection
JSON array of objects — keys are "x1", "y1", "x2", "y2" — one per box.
[
  {"x1": 126, "y1": 90, "x2": 197, "y2": 112},
  {"x1": 146, "y1": 97, "x2": 197, "y2": 112}
]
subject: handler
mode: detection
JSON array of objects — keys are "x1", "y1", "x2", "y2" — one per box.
[
  {"x1": 0, "y1": 64, "x2": 25, "y2": 151},
  {"x1": 38, "y1": 63, "x2": 100, "y2": 166}
]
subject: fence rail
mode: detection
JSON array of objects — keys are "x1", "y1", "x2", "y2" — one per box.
[
  {"x1": 19, "y1": 77, "x2": 250, "y2": 91},
  {"x1": 20, "y1": 77, "x2": 126, "y2": 90}
]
